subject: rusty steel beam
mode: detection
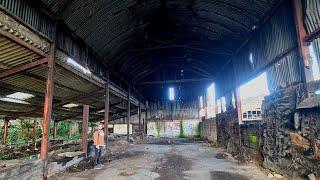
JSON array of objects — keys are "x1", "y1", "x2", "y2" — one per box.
[
  {"x1": 2, "y1": 119, "x2": 9, "y2": 145},
  {"x1": 104, "y1": 76, "x2": 110, "y2": 143},
  {"x1": 0, "y1": 58, "x2": 47, "y2": 79},
  {"x1": 53, "y1": 121, "x2": 58, "y2": 140},
  {"x1": 138, "y1": 94, "x2": 141, "y2": 136},
  {"x1": 304, "y1": 27, "x2": 320, "y2": 43},
  {"x1": 0, "y1": 27, "x2": 47, "y2": 57},
  {"x1": 33, "y1": 120, "x2": 38, "y2": 150},
  {"x1": 41, "y1": 42, "x2": 55, "y2": 180},
  {"x1": 82, "y1": 105, "x2": 89, "y2": 157},
  {"x1": 127, "y1": 87, "x2": 130, "y2": 142},
  {"x1": 235, "y1": 88, "x2": 242, "y2": 124},
  {"x1": 293, "y1": 0, "x2": 313, "y2": 84}
]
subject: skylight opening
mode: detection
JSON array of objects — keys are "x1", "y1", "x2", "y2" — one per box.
[
  {"x1": 168, "y1": 87, "x2": 175, "y2": 101},
  {"x1": 67, "y1": 57, "x2": 92, "y2": 75},
  {"x1": 0, "y1": 92, "x2": 34, "y2": 104},
  {"x1": 63, "y1": 103, "x2": 79, "y2": 108},
  {"x1": 249, "y1": 52, "x2": 254, "y2": 65}
]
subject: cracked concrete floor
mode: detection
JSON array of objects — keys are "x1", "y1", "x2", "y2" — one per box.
[{"x1": 50, "y1": 139, "x2": 273, "y2": 180}]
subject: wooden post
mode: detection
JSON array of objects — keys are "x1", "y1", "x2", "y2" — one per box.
[
  {"x1": 293, "y1": 0, "x2": 313, "y2": 85},
  {"x1": 53, "y1": 121, "x2": 58, "y2": 140},
  {"x1": 2, "y1": 119, "x2": 9, "y2": 145},
  {"x1": 138, "y1": 94, "x2": 142, "y2": 136},
  {"x1": 127, "y1": 87, "x2": 130, "y2": 142},
  {"x1": 104, "y1": 76, "x2": 109, "y2": 144},
  {"x1": 41, "y1": 42, "x2": 55, "y2": 180},
  {"x1": 82, "y1": 105, "x2": 89, "y2": 157},
  {"x1": 33, "y1": 120, "x2": 38, "y2": 150}
]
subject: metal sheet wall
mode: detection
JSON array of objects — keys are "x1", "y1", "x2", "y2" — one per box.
[
  {"x1": 57, "y1": 30, "x2": 107, "y2": 77},
  {"x1": 305, "y1": 0, "x2": 320, "y2": 68},
  {"x1": 266, "y1": 50, "x2": 303, "y2": 92},
  {"x1": 0, "y1": 0, "x2": 54, "y2": 38},
  {"x1": 231, "y1": 1, "x2": 302, "y2": 93}
]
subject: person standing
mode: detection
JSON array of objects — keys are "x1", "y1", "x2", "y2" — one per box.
[{"x1": 93, "y1": 123, "x2": 105, "y2": 169}]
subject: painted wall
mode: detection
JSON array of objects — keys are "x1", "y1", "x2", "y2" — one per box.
[
  {"x1": 147, "y1": 120, "x2": 200, "y2": 137},
  {"x1": 111, "y1": 124, "x2": 132, "y2": 135}
]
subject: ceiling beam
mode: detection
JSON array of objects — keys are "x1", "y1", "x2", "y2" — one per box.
[{"x1": 136, "y1": 78, "x2": 213, "y2": 85}]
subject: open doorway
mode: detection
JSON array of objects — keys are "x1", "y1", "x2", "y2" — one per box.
[{"x1": 239, "y1": 72, "x2": 270, "y2": 123}]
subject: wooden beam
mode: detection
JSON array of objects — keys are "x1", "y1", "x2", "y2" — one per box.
[
  {"x1": 41, "y1": 42, "x2": 55, "y2": 180},
  {"x1": 82, "y1": 105, "x2": 89, "y2": 158},
  {"x1": 2, "y1": 119, "x2": 9, "y2": 145},
  {"x1": 127, "y1": 87, "x2": 130, "y2": 142},
  {"x1": 0, "y1": 58, "x2": 47, "y2": 79},
  {"x1": 104, "y1": 76, "x2": 110, "y2": 144},
  {"x1": 293, "y1": 0, "x2": 313, "y2": 84}
]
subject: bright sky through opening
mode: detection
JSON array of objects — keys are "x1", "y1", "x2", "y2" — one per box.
[
  {"x1": 169, "y1": 87, "x2": 175, "y2": 101},
  {"x1": 240, "y1": 72, "x2": 270, "y2": 100}
]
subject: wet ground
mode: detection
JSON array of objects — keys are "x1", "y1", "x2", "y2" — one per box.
[{"x1": 49, "y1": 138, "x2": 274, "y2": 180}]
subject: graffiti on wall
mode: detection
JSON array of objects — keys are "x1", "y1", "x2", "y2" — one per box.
[{"x1": 147, "y1": 120, "x2": 200, "y2": 137}]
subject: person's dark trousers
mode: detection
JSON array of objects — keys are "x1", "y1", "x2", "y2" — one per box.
[{"x1": 94, "y1": 146, "x2": 102, "y2": 167}]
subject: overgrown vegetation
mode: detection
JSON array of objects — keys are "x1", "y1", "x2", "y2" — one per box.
[
  {"x1": 179, "y1": 121, "x2": 185, "y2": 138},
  {"x1": 155, "y1": 122, "x2": 161, "y2": 137}
]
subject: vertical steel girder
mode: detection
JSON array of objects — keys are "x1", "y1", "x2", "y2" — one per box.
[
  {"x1": 138, "y1": 94, "x2": 142, "y2": 136},
  {"x1": 293, "y1": 0, "x2": 313, "y2": 84},
  {"x1": 127, "y1": 87, "x2": 131, "y2": 142},
  {"x1": 104, "y1": 76, "x2": 110, "y2": 143},
  {"x1": 235, "y1": 88, "x2": 242, "y2": 124},
  {"x1": 41, "y1": 42, "x2": 55, "y2": 180},
  {"x1": 82, "y1": 105, "x2": 89, "y2": 157},
  {"x1": 33, "y1": 120, "x2": 38, "y2": 150},
  {"x1": 2, "y1": 119, "x2": 9, "y2": 145}
]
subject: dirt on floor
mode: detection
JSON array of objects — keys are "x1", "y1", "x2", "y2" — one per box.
[{"x1": 49, "y1": 138, "x2": 280, "y2": 180}]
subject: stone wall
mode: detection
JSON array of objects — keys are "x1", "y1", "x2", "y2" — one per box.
[
  {"x1": 200, "y1": 118, "x2": 217, "y2": 143},
  {"x1": 216, "y1": 109, "x2": 240, "y2": 155},
  {"x1": 263, "y1": 85, "x2": 320, "y2": 179}
]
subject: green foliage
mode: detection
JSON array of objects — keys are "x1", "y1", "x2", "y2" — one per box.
[
  {"x1": 155, "y1": 122, "x2": 161, "y2": 137},
  {"x1": 179, "y1": 121, "x2": 185, "y2": 138}
]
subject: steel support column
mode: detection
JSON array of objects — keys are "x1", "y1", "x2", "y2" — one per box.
[
  {"x1": 293, "y1": 0, "x2": 313, "y2": 84},
  {"x1": 82, "y1": 105, "x2": 89, "y2": 157},
  {"x1": 41, "y1": 42, "x2": 55, "y2": 180},
  {"x1": 138, "y1": 94, "x2": 142, "y2": 136},
  {"x1": 104, "y1": 76, "x2": 110, "y2": 144},
  {"x1": 127, "y1": 87, "x2": 130, "y2": 142},
  {"x1": 2, "y1": 119, "x2": 9, "y2": 145},
  {"x1": 235, "y1": 88, "x2": 242, "y2": 124},
  {"x1": 53, "y1": 121, "x2": 58, "y2": 140},
  {"x1": 33, "y1": 120, "x2": 38, "y2": 150}
]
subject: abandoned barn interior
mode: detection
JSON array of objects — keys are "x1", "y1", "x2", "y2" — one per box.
[{"x1": 0, "y1": 0, "x2": 320, "y2": 179}]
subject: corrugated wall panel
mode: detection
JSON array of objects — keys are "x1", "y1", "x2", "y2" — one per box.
[
  {"x1": 305, "y1": 0, "x2": 320, "y2": 70},
  {"x1": 0, "y1": 0, "x2": 54, "y2": 38},
  {"x1": 232, "y1": 1, "x2": 302, "y2": 92},
  {"x1": 267, "y1": 50, "x2": 303, "y2": 92}
]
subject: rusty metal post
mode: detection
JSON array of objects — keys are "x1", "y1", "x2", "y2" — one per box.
[
  {"x1": 145, "y1": 101, "x2": 148, "y2": 135},
  {"x1": 82, "y1": 105, "x2": 89, "y2": 157},
  {"x1": 293, "y1": 0, "x2": 313, "y2": 85},
  {"x1": 127, "y1": 87, "x2": 130, "y2": 142},
  {"x1": 104, "y1": 76, "x2": 110, "y2": 144},
  {"x1": 138, "y1": 94, "x2": 142, "y2": 136},
  {"x1": 41, "y1": 42, "x2": 55, "y2": 180},
  {"x1": 53, "y1": 121, "x2": 58, "y2": 140},
  {"x1": 33, "y1": 120, "x2": 38, "y2": 150},
  {"x1": 2, "y1": 119, "x2": 9, "y2": 145},
  {"x1": 235, "y1": 88, "x2": 242, "y2": 124}
]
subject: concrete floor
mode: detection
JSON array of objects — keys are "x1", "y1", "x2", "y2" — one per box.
[{"x1": 50, "y1": 139, "x2": 273, "y2": 180}]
